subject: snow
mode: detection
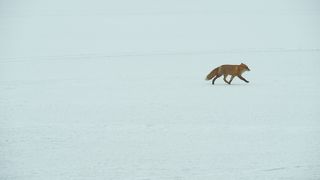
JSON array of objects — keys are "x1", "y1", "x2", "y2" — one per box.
[{"x1": 1, "y1": 1, "x2": 320, "y2": 179}]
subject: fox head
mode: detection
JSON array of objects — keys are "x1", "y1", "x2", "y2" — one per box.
[{"x1": 240, "y1": 63, "x2": 250, "y2": 71}]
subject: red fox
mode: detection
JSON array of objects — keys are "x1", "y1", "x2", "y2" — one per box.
[{"x1": 206, "y1": 63, "x2": 250, "y2": 85}]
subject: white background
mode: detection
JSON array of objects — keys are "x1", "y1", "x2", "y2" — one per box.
[{"x1": 1, "y1": 0, "x2": 320, "y2": 179}]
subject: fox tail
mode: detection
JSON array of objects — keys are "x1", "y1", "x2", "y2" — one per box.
[{"x1": 205, "y1": 67, "x2": 219, "y2": 80}]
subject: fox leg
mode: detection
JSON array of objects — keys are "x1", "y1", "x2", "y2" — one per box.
[
  {"x1": 238, "y1": 75, "x2": 249, "y2": 83},
  {"x1": 223, "y1": 75, "x2": 229, "y2": 84},
  {"x1": 212, "y1": 75, "x2": 221, "y2": 84},
  {"x1": 228, "y1": 75, "x2": 235, "y2": 84}
]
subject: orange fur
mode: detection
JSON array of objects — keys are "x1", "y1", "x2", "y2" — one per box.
[{"x1": 206, "y1": 63, "x2": 250, "y2": 85}]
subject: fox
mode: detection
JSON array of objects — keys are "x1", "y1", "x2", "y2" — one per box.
[{"x1": 206, "y1": 63, "x2": 250, "y2": 85}]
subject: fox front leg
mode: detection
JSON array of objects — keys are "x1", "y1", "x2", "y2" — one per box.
[{"x1": 238, "y1": 75, "x2": 249, "y2": 83}]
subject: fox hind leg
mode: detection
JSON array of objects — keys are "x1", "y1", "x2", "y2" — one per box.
[
  {"x1": 228, "y1": 75, "x2": 235, "y2": 84},
  {"x1": 223, "y1": 75, "x2": 229, "y2": 84},
  {"x1": 212, "y1": 74, "x2": 221, "y2": 84}
]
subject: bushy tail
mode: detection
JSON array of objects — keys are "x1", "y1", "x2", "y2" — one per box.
[{"x1": 205, "y1": 67, "x2": 218, "y2": 80}]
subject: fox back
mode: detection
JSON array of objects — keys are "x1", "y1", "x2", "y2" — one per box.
[{"x1": 218, "y1": 63, "x2": 250, "y2": 76}]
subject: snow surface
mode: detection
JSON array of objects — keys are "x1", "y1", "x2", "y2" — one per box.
[{"x1": 1, "y1": 0, "x2": 320, "y2": 179}]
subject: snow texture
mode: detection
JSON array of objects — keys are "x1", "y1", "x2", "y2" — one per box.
[{"x1": 1, "y1": 0, "x2": 320, "y2": 179}]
